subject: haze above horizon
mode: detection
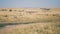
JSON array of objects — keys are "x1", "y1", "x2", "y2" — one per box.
[{"x1": 0, "y1": 0, "x2": 60, "y2": 8}]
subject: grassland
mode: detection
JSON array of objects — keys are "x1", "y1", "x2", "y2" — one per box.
[
  {"x1": 0, "y1": 23, "x2": 60, "y2": 34},
  {"x1": 0, "y1": 8, "x2": 60, "y2": 34},
  {"x1": 0, "y1": 8, "x2": 60, "y2": 23}
]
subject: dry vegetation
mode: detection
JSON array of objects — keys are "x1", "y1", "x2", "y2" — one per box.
[
  {"x1": 0, "y1": 8, "x2": 60, "y2": 34},
  {"x1": 0, "y1": 8, "x2": 60, "y2": 23},
  {"x1": 0, "y1": 23, "x2": 60, "y2": 34}
]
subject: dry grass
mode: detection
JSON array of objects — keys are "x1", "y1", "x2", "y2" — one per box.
[
  {"x1": 0, "y1": 8, "x2": 60, "y2": 34},
  {"x1": 0, "y1": 23, "x2": 60, "y2": 34},
  {"x1": 0, "y1": 8, "x2": 60, "y2": 23}
]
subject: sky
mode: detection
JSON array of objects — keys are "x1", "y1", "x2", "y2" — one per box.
[{"x1": 0, "y1": 0, "x2": 60, "y2": 8}]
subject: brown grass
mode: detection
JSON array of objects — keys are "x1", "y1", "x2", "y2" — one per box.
[
  {"x1": 0, "y1": 8, "x2": 60, "y2": 23},
  {"x1": 0, "y1": 23, "x2": 60, "y2": 34},
  {"x1": 0, "y1": 8, "x2": 60, "y2": 34}
]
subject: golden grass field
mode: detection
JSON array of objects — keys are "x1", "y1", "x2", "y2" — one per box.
[
  {"x1": 0, "y1": 8, "x2": 60, "y2": 34},
  {"x1": 0, "y1": 8, "x2": 60, "y2": 23}
]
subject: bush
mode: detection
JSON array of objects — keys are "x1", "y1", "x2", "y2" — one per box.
[
  {"x1": 0, "y1": 9, "x2": 7, "y2": 11},
  {"x1": 9, "y1": 9, "x2": 12, "y2": 11}
]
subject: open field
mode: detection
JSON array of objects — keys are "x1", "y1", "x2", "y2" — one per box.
[
  {"x1": 0, "y1": 8, "x2": 60, "y2": 23},
  {"x1": 0, "y1": 8, "x2": 60, "y2": 34}
]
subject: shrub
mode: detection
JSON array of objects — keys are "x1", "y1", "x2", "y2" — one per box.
[
  {"x1": 0, "y1": 9, "x2": 7, "y2": 11},
  {"x1": 9, "y1": 9, "x2": 12, "y2": 12}
]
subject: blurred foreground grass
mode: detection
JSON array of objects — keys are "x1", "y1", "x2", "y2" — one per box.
[{"x1": 0, "y1": 23, "x2": 60, "y2": 34}]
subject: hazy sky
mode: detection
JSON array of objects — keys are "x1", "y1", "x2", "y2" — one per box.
[{"x1": 0, "y1": 0, "x2": 60, "y2": 8}]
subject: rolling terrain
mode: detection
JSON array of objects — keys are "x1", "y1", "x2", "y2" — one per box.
[
  {"x1": 0, "y1": 8, "x2": 60, "y2": 23},
  {"x1": 0, "y1": 8, "x2": 60, "y2": 34}
]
